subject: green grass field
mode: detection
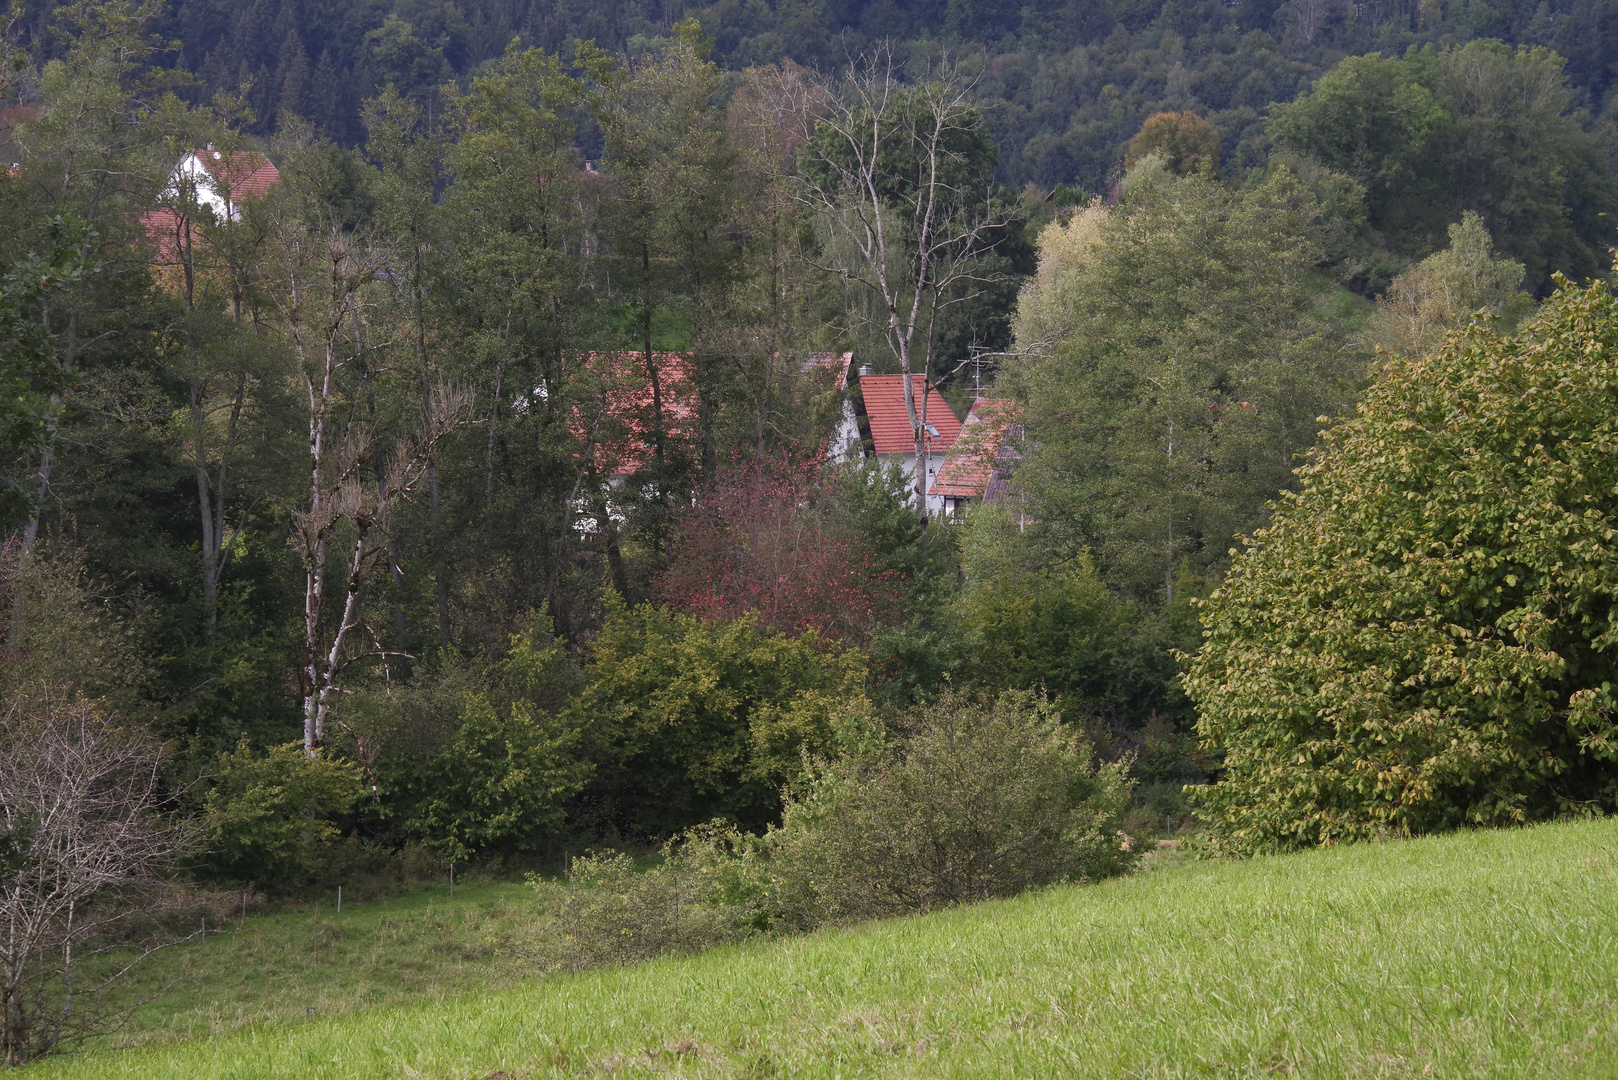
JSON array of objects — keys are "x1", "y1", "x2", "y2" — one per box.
[
  {"x1": 96, "y1": 880, "x2": 553, "y2": 1045},
  {"x1": 29, "y1": 817, "x2": 1618, "y2": 1078}
]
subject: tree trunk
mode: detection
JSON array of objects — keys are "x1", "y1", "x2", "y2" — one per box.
[
  {"x1": 485, "y1": 356, "x2": 505, "y2": 507},
  {"x1": 301, "y1": 329, "x2": 331, "y2": 753},
  {"x1": 1165, "y1": 418, "x2": 1175, "y2": 606},
  {"x1": 642, "y1": 242, "x2": 666, "y2": 474},
  {"x1": 20, "y1": 304, "x2": 72, "y2": 560},
  {"x1": 193, "y1": 378, "x2": 219, "y2": 636},
  {"x1": 19, "y1": 429, "x2": 54, "y2": 558},
  {"x1": 192, "y1": 373, "x2": 245, "y2": 638},
  {"x1": 415, "y1": 252, "x2": 450, "y2": 645}
]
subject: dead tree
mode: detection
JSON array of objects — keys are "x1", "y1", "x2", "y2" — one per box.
[
  {"x1": 0, "y1": 692, "x2": 186, "y2": 1065},
  {"x1": 795, "y1": 48, "x2": 1010, "y2": 519}
]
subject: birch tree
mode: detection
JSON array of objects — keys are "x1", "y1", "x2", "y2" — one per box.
[{"x1": 264, "y1": 128, "x2": 471, "y2": 754}]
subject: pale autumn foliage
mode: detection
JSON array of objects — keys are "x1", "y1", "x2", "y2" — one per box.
[
  {"x1": 1368, "y1": 211, "x2": 1532, "y2": 358},
  {"x1": 1011, "y1": 199, "x2": 1109, "y2": 357}
]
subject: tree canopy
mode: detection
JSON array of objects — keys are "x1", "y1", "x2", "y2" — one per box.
[
  {"x1": 1271, "y1": 41, "x2": 1618, "y2": 292},
  {"x1": 1009, "y1": 164, "x2": 1367, "y2": 604},
  {"x1": 1184, "y1": 275, "x2": 1618, "y2": 853},
  {"x1": 1124, "y1": 111, "x2": 1221, "y2": 175}
]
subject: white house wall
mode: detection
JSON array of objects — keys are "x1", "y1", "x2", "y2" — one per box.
[
  {"x1": 827, "y1": 399, "x2": 863, "y2": 464},
  {"x1": 165, "y1": 153, "x2": 237, "y2": 221},
  {"x1": 881, "y1": 451, "x2": 951, "y2": 516}
]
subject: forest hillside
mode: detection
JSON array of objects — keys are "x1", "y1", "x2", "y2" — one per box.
[{"x1": 3, "y1": 0, "x2": 1618, "y2": 1067}]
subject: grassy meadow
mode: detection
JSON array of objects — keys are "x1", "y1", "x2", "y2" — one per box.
[
  {"x1": 95, "y1": 880, "x2": 551, "y2": 1045},
  {"x1": 32, "y1": 817, "x2": 1618, "y2": 1079}
]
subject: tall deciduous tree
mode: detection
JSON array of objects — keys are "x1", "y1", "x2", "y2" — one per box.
[
  {"x1": 364, "y1": 86, "x2": 450, "y2": 646},
  {"x1": 1124, "y1": 110, "x2": 1221, "y2": 175},
  {"x1": 1009, "y1": 165, "x2": 1366, "y2": 604},
  {"x1": 1367, "y1": 211, "x2": 1533, "y2": 357},
  {"x1": 151, "y1": 126, "x2": 287, "y2": 641},
  {"x1": 437, "y1": 42, "x2": 596, "y2": 640},
  {"x1": 1184, "y1": 275, "x2": 1618, "y2": 852},
  {"x1": 262, "y1": 125, "x2": 470, "y2": 754},
  {"x1": 3, "y1": 0, "x2": 182, "y2": 557},
  {"x1": 588, "y1": 21, "x2": 739, "y2": 523},
  {"x1": 0, "y1": 217, "x2": 92, "y2": 530},
  {"x1": 720, "y1": 60, "x2": 829, "y2": 454}
]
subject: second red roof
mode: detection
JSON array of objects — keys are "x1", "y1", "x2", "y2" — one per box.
[{"x1": 858, "y1": 374, "x2": 961, "y2": 456}]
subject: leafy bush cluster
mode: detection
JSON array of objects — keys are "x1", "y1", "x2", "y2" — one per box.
[
  {"x1": 540, "y1": 690, "x2": 1137, "y2": 967},
  {"x1": 537, "y1": 827, "x2": 766, "y2": 970},
  {"x1": 774, "y1": 690, "x2": 1137, "y2": 921}
]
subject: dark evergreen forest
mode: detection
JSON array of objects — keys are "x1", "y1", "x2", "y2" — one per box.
[{"x1": 11, "y1": 0, "x2": 1618, "y2": 193}]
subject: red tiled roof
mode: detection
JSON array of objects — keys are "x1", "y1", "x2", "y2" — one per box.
[
  {"x1": 800, "y1": 351, "x2": 852, "y2": 392},
  {"x1": 141, "y1": 206, "x2": 203, "y2": 263},
  {"x1": 195, "y1": 149, "x2": 280, "y2": 200},
  {"x1": 933, "y1": 397, "x2": 1021, "y2": 499},
  {"x1": 572, "y1": 351, "x2": 698, "y2": 477},
  {"x1": 857, "y1": 374, "x2": 961, "y2": 457}
]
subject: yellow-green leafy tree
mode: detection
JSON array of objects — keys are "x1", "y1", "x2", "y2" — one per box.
[
  {"x1": 1368, "y1": 211, "x2": 1533, "y2": 358},
  {"x1": 1124, "y1": 110, "x2": 1220, "y2": 175},
  {"x1": 574, "y1": 593, "x2": 866, "y2": 834},
  {"x1": 1183, "y1": 275, "x2": 1618, "y2": 853}
]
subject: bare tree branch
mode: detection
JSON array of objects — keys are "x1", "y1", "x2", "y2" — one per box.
[
  {"x1": 793, "y1": 46, "x2": 1012, "y2": 519},
  {"x1": 0, "y1": 691, "x2": 189, "y2": 1065}
]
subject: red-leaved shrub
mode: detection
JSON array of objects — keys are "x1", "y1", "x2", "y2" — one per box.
[{"x1": 654, "y1": 452, "x2": 895, "y2": 642}]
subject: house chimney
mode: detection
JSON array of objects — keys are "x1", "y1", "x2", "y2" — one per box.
[
  {"x1": 206, "y1": 142, "x2": 214, "y2": 151},
  {"x1": 859, "y1": 362, "x2": 875, "y2": 377}
]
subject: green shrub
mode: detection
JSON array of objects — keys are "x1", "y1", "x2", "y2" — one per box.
[
  {"x1": 953, "y1": 508, "x2": 1191, "y2": 723},
  {"x1": 526, "y1": 692, "x2": 1136, "y2": 973},
  {"x1": 1182, "y1": 276, "x2": 1618, "y2": 853},
  {"x1": 574, "y1": 594, "x2": 866, "y2": 834},
  {"x1": 200, "y1": 740, "x2": 361, "y2": 888},
  {"x1": 358, "y1": 614, "x2": 590, "y2": 862},
  {"x1": 534, "y1": 824, "x2": 767, "y2": 969},
  {"x1": 770, "y1": 690, "x2": 1138, "y2": 921},
  {"x1": 402, "y1": 693, "x2": 590, "y2": 863}
]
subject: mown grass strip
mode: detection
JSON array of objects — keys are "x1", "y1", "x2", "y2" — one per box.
[{"x1": 33, "y1": 818, "x2": 1618, "y2": 1078}]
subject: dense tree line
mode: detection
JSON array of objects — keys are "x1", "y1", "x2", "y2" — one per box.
[
  {"x1": 0, "y1": 2, "x2": 1052, "y2": 863},
  {"x1": 9, "y1": 0, "x2": 1618, "y2": 195}
]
